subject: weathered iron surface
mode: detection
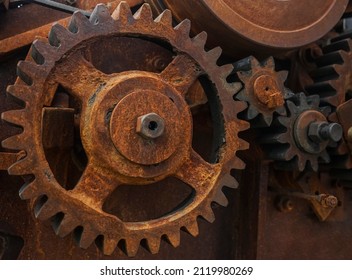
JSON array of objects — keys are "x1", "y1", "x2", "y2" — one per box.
[
  {"x1": 1, "y1": 3, "x2": 249, "y2": 257},
  {"x1": 147, "y1": 0, "x2": 349, "y2": 58}
]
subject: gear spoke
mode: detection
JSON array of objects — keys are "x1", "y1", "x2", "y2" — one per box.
[
  {"x1": 175, "y1": 150, "x2": 220, "y2": 192},
  {"x1": 53, "y1": 52, "x2": 110, "y2": 100},
  {"x1": 160, "y1": 54, "x2": 204, "y2": 96},
  {"x1": 69, "y1": 162, "x2": 120, "y2": 210}
]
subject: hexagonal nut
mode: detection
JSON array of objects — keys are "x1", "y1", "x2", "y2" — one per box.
[
  {"x1": 308, "y1": 122, "x2": 324, "y2": 143},
  {"x1": 136, "y1": 113, "x2": 165, "y2": 139}
]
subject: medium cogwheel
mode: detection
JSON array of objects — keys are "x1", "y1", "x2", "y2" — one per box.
[
  {"x1": 1, "y1": 3, "x2": 249, "y2": 256},
  {"x1": 236, "y1": 56, "x2": 288, "y2": 126},
  {"x1": 261, "y1": 93, "x2": 342, "y2": 171}
]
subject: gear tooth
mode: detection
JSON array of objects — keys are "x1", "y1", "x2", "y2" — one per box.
[
  {"x1": 154, "y1": 9, "x2": 172, "y2": 26},
  {"x1": 144, "y1": 237, "x2": 161, "y2": 254},
  {"x1": 206, "y1": 46, "x2": 222, "y2": 64},
  {"x1": 201, "y1": 208, "x2": 215, "y2": 223},
  {"x1": 297, "y1": 158, "x2": 306, "y2": 171},
  {"x1": 213, "y1": 190, "x2": 228, "y2": 206},
  {"x1": 310, "y1": 159, "x2": 319, "y2": 172},
  {"x1": 235, "y1": 89, "x2": 247, "y2": 101},
  {"x1": 182, "y1": 221, "x2": 199, "y2": 237},
  {"x1": 218, "y1": 173, "x2": 238, "y2": 189},
  {"x1": 237, "y1": 70, "x2": 250, "y2": 82},
  {"x1": 48, "y1": 23, "x2": 72, "y2": 47},
  {"x1": 78, "y1": 228, "x2": 98, "y2": 249},
  {"x1": 163, "y1": 232, "x2": 180, "y2": 248},
  {"x1": 228, "y1": 82, "x2": 242, "y2": 93},
  {"x1": 264, "y1": 56, "x2": 275, "y2": 69},
  {"x1": 220, "y1": 64, "x2": 234, "y2": 78},
  {"x1": 246, "y1": 105, "x2": 259, "y2": 120},
  {"x1": 320, "y1": 150, "x2": 330, "y2": 163},
  {"x1": 286, "y1": 100, "x2": 297, "y2": 115},
  {"x1": 31, "y1": 39, "x2": 51, "y2": 65},
  {"x1": 19, "y1": 180, "x2": 41, "y2": 200},
  {"x1": 234, "y1": 154, "x2": 247, "y2": 168},
  {"x1": 2, "y1": 109, "x2": 26, "y2": 126},
  {"x1": 6, "y1": 85, "x2": 30, "y2": 103},
  {"x1": 35, "y1": 198, "x2": 59, "y2": 220},
  {"x1": 133, "y1": 3, "x2": 153, "y2": 21},
  {"x1": 111, "y1": 1, "x2": 133, "y2": 23},
  {"x1": 8, "y1": 157, "x2": 31, "y2": 175},
  {"x1": 174, "y1": 19, "x2": 191, "y2": 37},
  {"x1": 102, "y1": 237, "x2": 119, "y2": 255},
  {"x1": 2, "y1": 134, "x2": 25, "y2": 150},
  {"x1": 89, "y1": 4, "x2": 112, "y2": 24},
  {"x1": 55, "y1": 214, "x2": 79, "y2": 238},
  {"x1": 278, "y1": 70, "x2": 288, "y2": 82},
  {"x1": 262, "y1": 115, "x2": 273, "y2": 126},
  {"x1": 17, "y1": 61, "x2": 39, "y2": 85},
  {"x1": 236, "y1": 100, "x2": 248, "y2": 114},
  {"x1": 276, "y1": 106, "x2": 286, "y2": 116},
  {"x1": 249, "y1": 56, "x2": 260, "y2": 69},
  {"x1": 68, "y1": 11, "x2": 91, "y2": 33},
  {"x1": 124, "y1": 239, "x2": 140, "y2": 257},
  {"x1": 192, "y1": 31, "x2": 207, "y2": 50}
]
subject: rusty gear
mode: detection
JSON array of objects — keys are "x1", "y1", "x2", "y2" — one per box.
[
  {"x1": 261, "y1": 93, "x2": 335, "y2": 171},
  {"x1": 236, "y1": 56, "x2": 288, "y2": 126},
  {"x1": 305, "y1": 32, "x2": 352, "y2": 179},
  {"x1": 306, "y1": 32, "x2": 352, "y2": 108},
  {"x1": 1, "y1": 3, "x2": 249, "y2": 256}
]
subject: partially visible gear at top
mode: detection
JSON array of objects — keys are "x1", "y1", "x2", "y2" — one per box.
[
  {"x1": 260, "y1": 93, "x2": 342, "y2": 171},
  {"x1": 235, "y1": 56, "x2": 288, "y2": 126},
  {"x1": 146, "y1": 0, "x2": 349, "y2": 58},
  {"x1": 1, "y1": 3, "x2": 249, "y2": 256}
]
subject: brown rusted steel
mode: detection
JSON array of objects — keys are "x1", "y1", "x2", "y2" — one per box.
[
  {"x1": 1, "y1": 2, "x2": 249, "y2": 257},
  {"x1": 147, "y1": 0, "x2": 349, "y2": 58},
  {"x1": 235, "y1": 56, "x2": 287, "y2": 126},
  {"x1": 0, "y1": 0, "x2": 142, "y2": 59},
  {"x1": 0, "y1": 152, "x2": 25, "y2": 170}
]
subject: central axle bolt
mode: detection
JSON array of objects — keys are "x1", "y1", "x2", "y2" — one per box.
[
  {"x1": 308, "y1": 121, "x2": 343, "y2": 143},
  {"x1": 136, "y1": 113, "x2": 165, "y2": 139},
  {"x1": 253, "y1": 75, "x2": 284, "y2": 109}
]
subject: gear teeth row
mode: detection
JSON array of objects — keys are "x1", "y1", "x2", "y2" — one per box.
[{"x1": 306, "y1": 34, "x2": 352, "y2": 108}]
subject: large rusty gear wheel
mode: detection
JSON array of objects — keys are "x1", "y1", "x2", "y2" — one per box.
[
  {"x1": 1, "y1": 3, "x2": 249, "y2": 256},
  {"x1": 261, "y1": 93, "x2": 333, "y2": 171},
  {"x1": 235, "y1": 56, "x2": 288, "y2": 126}
]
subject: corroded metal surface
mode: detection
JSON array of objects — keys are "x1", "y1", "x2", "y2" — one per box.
[
  {"x1": 1, "y1": 3, "x2": 249, "y2": 257},
  {"x1": 147, "y1": 0, "x2": 349, "y2": 58},
  {"x1": 235, "y1": 56, "x2": 287, "y2": 126}
]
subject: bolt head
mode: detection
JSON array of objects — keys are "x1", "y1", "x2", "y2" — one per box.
[
  {"x1": 136, "y1": 113, "x2": 165, "y2": 139},
  {"x1": 308, "y1": 122, "x2": 324, "y2": 143}
]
